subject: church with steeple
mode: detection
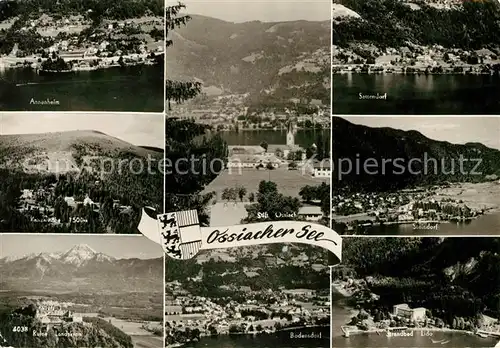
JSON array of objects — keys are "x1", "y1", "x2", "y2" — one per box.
[
  {"x1": 286, "y1": 119, "x2": 296, "y2": 147},
  {"x1": 226, "y1": 117, "x2": 306, "y2": 169},
  {"x1": 266, "y1": 118, "x2": 305, "y2": 160}
]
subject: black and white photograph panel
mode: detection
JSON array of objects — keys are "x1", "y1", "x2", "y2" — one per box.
[
  {"x1": 0, "y1": 234, "x2": 163, "y2": 348},
  {"x1": 165, "y1": 244, "x2": 331, "y2": 348},
  {"x1": 332, "y1": 237, "x2": 500, "y2": 348},
  {"x1": 331, "y1": 116, "x2": 500, "y2": 236},
  {"x1": 0, "y1": 0, "x2": 165, "y2": 112},
  {"x1": 0, "y1": 112, "x2": 163, "y2": 233},
  {"x1": 166, "y1": 0, "x2": 331, "y2": 227},
  {"x1": 332, "y1": 0, "x2": 500, "y2": 115}
]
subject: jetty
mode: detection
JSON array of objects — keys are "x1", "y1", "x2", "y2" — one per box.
[
  {"x1": 387, "y1": 326, "x2": 408, "y2": 331},
  {"x1": 477, "y1": 329, "x2": 500, "y2": 338}
]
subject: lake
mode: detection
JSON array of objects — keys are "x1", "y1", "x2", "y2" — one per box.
[
  {"x1": 178, "y1": 327, "x2": 330, "y2": 348},
  {"x1": 333, "y1": 73, "x2": 500, "y2": 115},
  {"x1": 0, "y1": 64, "x2": 164, "y2": 112},
  {"x1": 332, "y1": 302, "x2": 499, "y2": 348},
  {"x1": 335, "y1": 211, "x2": 500, "y2": 235},
  {"x1": 220, "y1": 129, "x2": 331, "y2": 149}
]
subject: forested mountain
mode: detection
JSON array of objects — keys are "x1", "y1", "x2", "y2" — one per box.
[
  {"x1": 332, "y1": 117, "x2": 500, "y2": 192},
  {"x1": 333, "y1": 0, "x2": 500, "y2": 49},
  {"x1": 0, "y1": 304, "x2": 134, "y2": 348},
  {"x1": 340, "y1": 237, "x2": 500, "y2": 325},
  {"x1": 0, "y1": 130, "x2": 163, "y2": 233},
  {"x1": 167, "y1": 15, "x2": 331, "y2": 105},
  {"x1": 0, "y1": 0, "x2": 163, "y2": 21}
]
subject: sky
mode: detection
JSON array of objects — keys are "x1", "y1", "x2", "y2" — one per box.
[
  {"x1": 175, "y1": 0, "x2": 331, "y2": 22},
  {"x1": 0, "y1": 113, "x2": 164, "y2": 148},
  {"x1": 0, "y1": 235, "x2": 163, "y2": 259},
  {"x1": 342, "y1": 116, "x2": 500, "y2": 150}
]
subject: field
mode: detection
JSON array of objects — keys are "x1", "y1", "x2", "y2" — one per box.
[
  {"x1": 431, "y1": 182, "x2": 500, "y2": 212},
  {"x1": 131, "y1": 335, "x2": 163, "y2": 348},
  {"x1": 203, "y1": 168, "x2": 329, "y2": 199}
]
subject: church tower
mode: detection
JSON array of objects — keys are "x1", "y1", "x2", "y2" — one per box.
[{"x1": 286, "y1": 120, "x2": 295, "y2": 147}]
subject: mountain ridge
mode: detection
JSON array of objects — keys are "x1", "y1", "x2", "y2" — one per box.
[
  {"x1": 0, "y1": 130, "x2": 162, "y2": 174},
  {"x1": 167, "y1": 14, "x2": 331, "y2": 104},
  {"x1": 0, "y1": 244, "x2": 162, "y2": 292},
  {"x1": 332, "y1": 117, "x2": 500, "y2": 191}
]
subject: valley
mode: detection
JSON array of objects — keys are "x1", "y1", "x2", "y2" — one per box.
[{"x1": 0, "y1": 241, "x2": 163, "y2": 348}]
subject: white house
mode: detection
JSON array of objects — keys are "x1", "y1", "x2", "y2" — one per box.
[
  {"x1": 21, "y1": 189, "x2": 34, "y2": 200},
  {"x1": 64, "y1": 197, "x2": 76, "y2": 208},
  {"x1": 83, "y1": 196, "x2": 94, "y2": 206},
  {"x1": 298, "y1": 206, "x2": 323, "y2": 221},
  {"x1": 313, "y1": 162, "x2": 331, "y2": 178},
  {"x1": 393, "y1": 304, "x2": 426, "y2": 321}
]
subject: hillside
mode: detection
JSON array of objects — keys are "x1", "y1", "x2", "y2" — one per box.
[
  {"x1": 0, "y1": 244, "x2": 162, "y2": 292},
  {"x1": 0, "y1": 130, "x2": 158, "y2": 172},
  {"x1": 332, "y1": 117, "x2": 500, "y2": 192},
  {"x1": 167, "y1": 14, "x2": 331, "y2": 105},
  {"x1": 0, "y1": 308, "x2": 134, "y2": 348},
  {"x1": 340, "y1": 237, "x2": 500, "y2": 325},
  {"x1": 333, "y1": 0, "x2": 500, "y2": 49},
  {"x1": 0, "y1": 130, "x2": 163, "y2": 233}
]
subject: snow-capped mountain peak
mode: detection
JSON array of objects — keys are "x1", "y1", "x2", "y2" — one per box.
[
  {"x1": 60, "y1": 244, "x2": 98, "y2": 265},
  {"x1": 1, "y1": 244, "x2": 116, "y2": 267}
]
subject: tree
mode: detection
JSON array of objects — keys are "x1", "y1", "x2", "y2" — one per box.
[
  {"x1": 260, "y1": 141, "x2": 268, "y2": 152},
  {"x1": 164, "y1": 3, "x2": 228, "y2": 225},
  {"x1": 166, "y1": 3, "x2": 201, "y2": 110},
  {"x1": 244, "y1": 180, "x2": 301, "y2": 223},
  {"x1": 266, "y1": 162, "x2": 275, "y2": 170},
  {"x1": 237, "y1": 186, "x2": 247, "y2": 201},
  {"x1": 221, "y1": 188, "x2": 237, "y2": 202}
]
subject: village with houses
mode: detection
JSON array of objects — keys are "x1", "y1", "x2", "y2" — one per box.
[
  {"x1": 165, "y1": 246, "x2": 330, "y2": 347},
  {"x1": 168, "y1": 93, "x2": 330, "y2": 132},
  {"x1": 333, "y1": 43, "x2": 500, "y2": 75},
  {"x1": 198, "y1": 117, "x2": 330, "y2": 227},
  {"x1": 0, "y1": 12, "x2": 164, "y2": 71},
  {"x1": 331, "y1": 182, "x2": 500, "y2": 234}
]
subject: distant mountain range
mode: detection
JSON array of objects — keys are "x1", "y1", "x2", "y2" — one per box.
[
  {"x1": 333, "y1": 117, "x2": 500, "y2": 191},
  {"x1": 0, "y1": 130, "x2": 162, "y2": 173},
  {"x1": 0, "y1": 244, "x2": 162, "y2": 292},
  {"x1": 167, "y1": 14, "x2": 331, "y2": 105}
]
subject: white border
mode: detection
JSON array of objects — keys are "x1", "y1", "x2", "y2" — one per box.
[{"x1": 330, "y1": 1, "x2": 334, "y2": 347}]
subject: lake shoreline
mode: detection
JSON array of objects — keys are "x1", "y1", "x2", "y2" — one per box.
[{"x1": 167, "y1": 325, "x2": 330, "y2": 348}]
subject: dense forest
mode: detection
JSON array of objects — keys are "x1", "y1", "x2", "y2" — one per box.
[
  {"x1": 0, "y1": 146, "x2": 163, "y2": 232},
  {"x1": 337, "y1": 237, "x2": 500, "y2": 327},
  {"x1": 166, "y1": 243, "x2": 331, "y2": 298},
  {"x1": 333, "y1": 0, "x2": 500, "y2": 49},
  {"x1": 332, "y1": 117, "x2": 500, "y2": 193},
  {"x1": 0, "y1": 0, "x2": 163, "y2": 22}
]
